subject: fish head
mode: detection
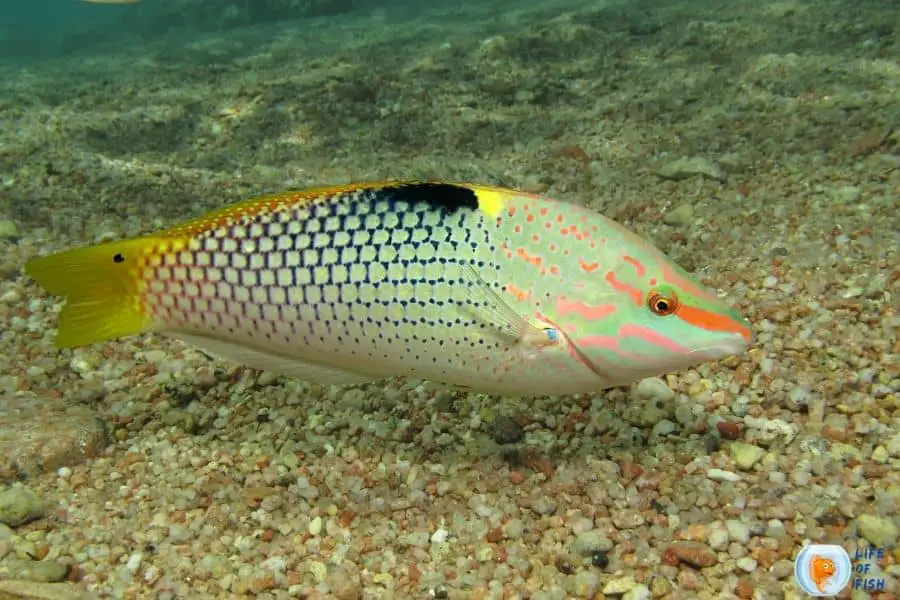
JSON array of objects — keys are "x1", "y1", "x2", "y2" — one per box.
[{"x1": 548, "y1": 218, "x2": 753, "y2": 385}]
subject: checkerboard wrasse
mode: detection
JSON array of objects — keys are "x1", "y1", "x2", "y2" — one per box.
[{"x1": 25, "y1": 181, "x2": 753, "y2": 396}]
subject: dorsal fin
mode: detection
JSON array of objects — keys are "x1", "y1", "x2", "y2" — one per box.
[{"x1": 154, "y1": 180, "x2": 487, "y2": 239}]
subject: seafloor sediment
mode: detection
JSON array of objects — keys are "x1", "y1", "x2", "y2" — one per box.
[{"x1": 0, "y1": 0, "x2": 897, "y2": 598}]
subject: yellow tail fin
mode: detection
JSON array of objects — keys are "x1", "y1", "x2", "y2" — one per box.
[{"x1": 24, "y1": 238, "x2": 158, "y2": 348}]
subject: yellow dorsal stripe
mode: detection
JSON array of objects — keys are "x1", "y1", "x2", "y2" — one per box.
[{"x1": 156, "y1": 180, "x2": 414, "y2": 238}]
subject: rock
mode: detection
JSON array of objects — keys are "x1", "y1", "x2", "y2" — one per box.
[
  {"x1": 0, "y1": 558, "x2": 70, "y2": 582},
  {"x1": 726, "y1": 520, "x2": 751, "y2": 544},
  {"x1": 729, "y1": 442, "x2": 765, "y2": 470},
  {"x1": 0, "y1": 395, "x2": 108, "y2": 481},
  {"x1": 623, "y1": 585, "x2": 652, "y2": 600},
  {"x1": 856, "y1": 514, "x2": 899, "y2": 548},
  {"x1": 0, "y1": 488, "x2": 47, "y2": 527},
  {"x1": 831, "y1": 186, "x2": 862, "y2": 204},
  {"x1": 656, "y1": 157, "x2": 725, "y2": 182},
  {"x1": 570, "y1": 571, "x2": 600, "y2": 598},
  {"x1": 602, "y1": 576, "x2": 637, "y2": 595},
  {"x1": 649, "y1": 575, "x2": 673, "y2": 597},
  {"x1": 708, "y1": 525, "x2": 729, "y2": 550},
  {"x1": 0, "y1": 580, "x2": 96, "y2": 599},
  {"x1": 662, "y1": 542, "x2": 718, "y2": 568},
  {"x1": 491, "y1": 415, "x2": 524, "y2": 444},
  {"x1": 663, "y1": 203, "x2": 694, "y2": 226},
  {"x1": 572, "y1": 529, "x2": 613, "y2": 556},
  {"x1": 0, "y1": 219, "x2": 20, "y2": 240},
  {"x1": 326, "y1": 561, "x2": 363, "y2": 600},
  {"x1": 623, "y1": 378, "x2": 675, "y2": 427}
]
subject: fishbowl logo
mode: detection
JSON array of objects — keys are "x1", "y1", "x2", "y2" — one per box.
[{"x1": 794, "y1": 544, "x2": 852, "y2": 596}]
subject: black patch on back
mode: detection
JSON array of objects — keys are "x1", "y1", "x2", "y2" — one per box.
[{"x1": 380, "y1": 182, "x2": 479, "y2": 214}]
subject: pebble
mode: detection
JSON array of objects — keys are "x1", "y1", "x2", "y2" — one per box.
[
  {"x1": 856, "y1": 514, "x2": 899, "y2": 548},
  {"x1": 0, "y1": 395, "x2": 108, "y2": 480},
  {"x1": 531, "y1": 496, "x2": 558, "y2": 516},
  {"x1": 707, "y1": 468, "x2": 741, "y2": 482},
  {"x1": 603, "y1": 576, "x2": 637, "y2": 595},
  {"x1": 572, "y1": 530, "x2": 613, "y2": 556},
  {"x1": 0, "y1": 580, "x2": 93, "y2": 600},
  {"x1": 0, "y1": 219, "x2": 20, "y2": 240},
  {"x1": 656, "y1": 156, "x2": 725, "y2": 182},
  {"x1": 663, "y1": 542, "x2": 718, "y2": 568},
  {"x1": 736, "y1": 556, "x2": 758, "y2": 572},
  {"x1": 0, "y1": 487, "x2": 47, "y2": 527},
  {"x1": 663, "y1": 203, "x2": 695, "y2": 226},
  {"x1": 622, "y1": 584, "x2": 652, "y2": 600},
  {"x1": 726, "y1": 520, "x2": 751, "y2": 544},
  {"x1": 571, "y1": 571, "x2": 600, "y2": 598},
  {"x1": 308, "y1": 516, "x2": 323, "y2": 536},
  {"x1": 491, "y1": 415, "x2": 524, "y2": 444},
  {"x1": 729, "y1": 442, "x2": 765, "y2": 470},
  {"x1": 503, "y1": 518, "x2": 524, "y2": 539},
  {"x1": 708, "y1": 525, "x2": 730, "y2": 550},
  {"x1": 0, "y1": 559, "x2": 70, "y2": 583}
]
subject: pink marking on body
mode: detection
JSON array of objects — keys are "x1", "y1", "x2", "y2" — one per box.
[
  {"x1": 604, "y1": 271, "x2": 643, "y2": 306},
  {"x1": 556, "y1": 297, "x2": 617, "y2": 321},
  {"x1": 575, "y1": 336, "x2": 648, "y2": 362},
  {"x1": 618, "y1": 324, "x2": 689, "y2": 354},
  {"x1": 579, "y1": 258, "x2": 599, "y2": 273},
  {"x1": 623, "y1": 255, "x2": 646, "y2": 277}
]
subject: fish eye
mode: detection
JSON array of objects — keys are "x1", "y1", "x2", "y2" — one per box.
[
  {"x1": 544, "y1": 327, "x2": 560, "y2": 342},
  {"x1": 647, "y1": 290, "x2": 678, "y2": 316}
]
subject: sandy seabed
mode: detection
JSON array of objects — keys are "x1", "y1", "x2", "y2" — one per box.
[{"x1": 0, "y1": 0, "x2": 897, "y2": 598}]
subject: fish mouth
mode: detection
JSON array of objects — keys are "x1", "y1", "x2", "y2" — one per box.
[{"x1": 691, "y1": 334, "x2": 754, "y2": 361}]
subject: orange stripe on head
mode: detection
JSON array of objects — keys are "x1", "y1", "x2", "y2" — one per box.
[
  {"x1": 605, "y1": 271, "x2": 642, "y2": 306},
  {"x1": 675, "y1": 305, "x2": 753, "y2": 343}
]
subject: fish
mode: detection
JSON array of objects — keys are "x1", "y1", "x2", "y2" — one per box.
[
  {"x1": 809, "y1": 555, "x2": 836, "y2": 593},
  {"x1": 24, "y1": 181, "x2": 753, "y2": 396}
]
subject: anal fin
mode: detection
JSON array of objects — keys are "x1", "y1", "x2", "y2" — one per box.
[{"x1": 170, "y1": 332, "x2": 380, "y2": 386}]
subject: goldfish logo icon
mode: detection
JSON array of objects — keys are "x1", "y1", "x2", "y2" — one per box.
[{"x1": 794, "y1": 544, "x2": 851, "y2": 596}]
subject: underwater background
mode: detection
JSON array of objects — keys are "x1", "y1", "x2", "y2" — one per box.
[{"x1": 0, "y1": 0, "x2": 898, "y2": 598}]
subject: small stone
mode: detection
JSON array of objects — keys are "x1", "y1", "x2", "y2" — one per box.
[
  {"x1": 729, "y1": 442, "x2": 765, "y2": 470},
  {"x1": 735, "y1": 577, "x2": 754, "y2": 599},
  {"x1": 491, "y1": 415, "x2": 524, "y2": 444},
  {"x1": 0, "y1": 487, "x2": 47, "y2": 527},
  {"x1": 871, "y1": 446, "x2": 888, "y2": 464},
  {"x1": 663, "y1": 203, "x2": 694, "y2": 226},
  {"x1": 531, "y1": 496, "x2": 557, "y2": 516},
  {"x1": 708, "y1": 526, "x2": 729, "y2": 550},
  {"x1": 602, "y1": 575, "x2": 637, "y2": 595},
  {"x1": 0, "y1": 395, "x2": 108, "y2": 480},
  {"x1": 622, "y1": 584, "x2": 651, "y2": 600},
  {"x1": 612, "y1": 510, "x2": 646, "y2": 529},
  {"x1": 649, "y1": 575, "x2": 672, "y2": 598},
  {"x1": 707, "y1": 468, "x2": 740, "y2": 482},
  {"x1": 308, "y1": 516, "x2": 323, "y2": 536},
  {"x1": 726, "y1": 520, "x2": 751, "y2": 544},
  {"x1": 635, "y1": 377, "x2": 675, "y2": 402},
  {"x1": 572, "y1": 530, "x2": 613, "y2": 556},
  {"x1": 832, "y1": 186, "x2": 861, "y2": 204},
  {"x1": 662, "y1": 542, "x2": 718, "y2": 568},
  {"x1": 657, "y1": 156, "x2": 725, "y2": 182},
  {"x1": 0, "y1": 220, "x2": 20, "y2": 240},
  {"x1": 0, "y1": 581, "x2": 91, "y2": 599},
  {"x1": 590, "y1": 550, "x2": 609, "y2": 568},
  {"x1": 716, "y1": 421, "x2": 741, "y2": 440},
  {"x1": 571, "y1": 571, "x2": 600, "y2": 598},
  {"x1": 736, "y1": 556, "x2": 758, "y2": 572},
  {"x1": 856, "y1": 514, "x2": 899, "y2": 548},
  {"x1": 503, "y1": 518, "x2": 524, "y2": 539}
]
